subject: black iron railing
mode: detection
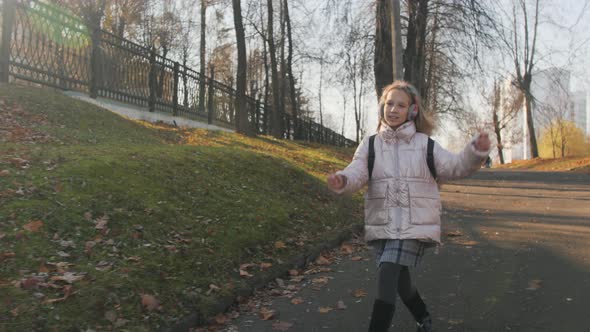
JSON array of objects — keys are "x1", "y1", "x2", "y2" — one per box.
[{"x1": 0, "y1": 0, "x2": 355, "y2": 147}]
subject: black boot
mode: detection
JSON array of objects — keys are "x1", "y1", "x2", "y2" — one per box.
[
  {"x1": 416, "y1": 314, "x2": 433, "y2": 332},
  {"x1": 402, "y1": 292, "x2": 433, "y2": 332},
  {"x1": 368, "y1": 299, "x2": 395, "y2": 332}
]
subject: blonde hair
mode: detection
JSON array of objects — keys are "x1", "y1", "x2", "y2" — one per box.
[{"x1": 377, "y1": 80, "x2": 434, "y2": 136}]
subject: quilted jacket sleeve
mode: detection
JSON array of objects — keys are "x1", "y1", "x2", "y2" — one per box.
[
  {"x1": 434, "y1": 133, "x2": 490, "y2": 182},
  {"x1": 332, "y1": 136, "x2": 370, "y2": 194}
]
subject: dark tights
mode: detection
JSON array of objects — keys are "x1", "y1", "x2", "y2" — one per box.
[{"x1": 376, "y1": 262, "x2": 427, "y2": 321}]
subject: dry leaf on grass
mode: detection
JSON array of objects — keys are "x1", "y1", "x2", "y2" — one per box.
[
  {"x1": 274, "y1": 241, "x2": 287, "y2": 249},
  {"x1": 351, "y1": 256, "x2": 363, "y2": 261},
  {"x1": 239, "y1": 269, "x2": 253, "y2": 278},
  {"x1": 260, "y1": 262, "x2": 273, "y2": 270},
  {"x1": 95, "y1": 216, "x2": 109, "y2": 230},
  {"x1": 340, "y1": 243, "x2": 354, "y2": 254},
  {"x1": 318, "y1": 306, "x2": 333, "y2": 313},
  {"x1": 315, "y1": 255, "x2": 331, "y2": 265},
  {"x1": 23, "y1": 220, "x2": 43, "y2": 232},
  {"x1": 50, "y1": 272, "x2": 85, "y2": 284},
  {"x1": 140, "y1": 294, "x2": 160, "y2": 311},
  {"x1": 214, "y1": 313, "x2": 228, "y2": 325},
  {"x1": 43, "y1": 285, "x2": 76, "y2": 304}
]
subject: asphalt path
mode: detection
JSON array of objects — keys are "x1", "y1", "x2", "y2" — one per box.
[{"x1": 201, "y1": 169, "x2": 590, "y2": 332}]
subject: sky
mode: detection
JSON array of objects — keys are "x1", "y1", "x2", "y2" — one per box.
[{"x1": 295, "y1": 0, "x2": 590, "y2": 148}]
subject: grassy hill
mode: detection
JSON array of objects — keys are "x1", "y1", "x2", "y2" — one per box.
[
  {"x1": 0, "y1": 84, "x2": 363, "y2": 331},
  {"x1": 493, "y1": 156, "x2": 590, "y2": 173}
]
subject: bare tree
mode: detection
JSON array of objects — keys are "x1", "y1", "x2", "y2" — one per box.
[
  {"x1": 267, "y1": 0, "x2": 282, "y2": 138},
  {"x1": 198, "y1": 0, "x2": 209, "y2": 113},
  {"x1": 490, "y1": 79, "x2": 523, "y2": 164},
  {"x1": 374, "y1": 0, "x2": 393, "y2": 97},
  {"x1": 232, "y1": 0, "x2": 250, "y2": 135},
  {"x1": 495, "y1": 0, "x2": 541, "y2": 158}
]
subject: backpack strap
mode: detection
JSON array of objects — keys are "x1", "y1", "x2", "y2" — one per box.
[
  {"x1": 368, "y1": 134, "x2": 376, "y2": 180},
  {"x1": 427, "y1": 137, "x2": 437, "y2": 180}
]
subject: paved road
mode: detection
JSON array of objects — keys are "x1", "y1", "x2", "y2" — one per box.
[{"x1": 207, "y1": 170, "x2": 590, "y2": 332}]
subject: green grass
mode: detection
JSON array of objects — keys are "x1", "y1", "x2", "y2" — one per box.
[{"x1": 0, "y1": 84, "x2": 363, "y2": 331}]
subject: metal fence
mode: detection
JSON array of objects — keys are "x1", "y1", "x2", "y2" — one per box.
[{"x1": 0, "y1": 0, "x2": 355, "y2": 147}]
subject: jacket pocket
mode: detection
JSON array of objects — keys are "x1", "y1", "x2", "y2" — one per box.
[
  {"x1": 408, "y1": 182, "x2": 441, "y2": 225},
  {"x1": 364, "y1": 182, "x2": 389, "y2": 225}
]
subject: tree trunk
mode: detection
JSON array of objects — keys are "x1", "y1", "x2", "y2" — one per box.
[
  {"x1": 491, "y1": 81, "x2": 505, "y2": 164},
  {"x1": 267, "y1": 0, "x2": 282, "y2": 138},
  {"x1": 284, "y1": 0, "x2": 299, "y2": 139},
  {"x1": 403, "y1": 0, "x2": 428, "y2": 96},
  {"x1": 390, "y1": 0, "x2": 403, "y2": 80},
  {"x1": 232, "y1": 0, "x2": 250, "y2": 135},
  {"x1": 374, "y1": 0, "x2": 392, "y2": 99},
  {"x1": 198, "y1": 0, "x2": 207, "y2": 114},
  {"x1": 523, "y1": 76, "x2": 539, "y2": 158}
]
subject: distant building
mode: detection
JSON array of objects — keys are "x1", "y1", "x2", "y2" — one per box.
[
  {"x1": 572, "y1": 91, "x2": 589, "y2": 137},
  {"x1": 500, "y1": 67, "x2": 588, "y2": 162}
]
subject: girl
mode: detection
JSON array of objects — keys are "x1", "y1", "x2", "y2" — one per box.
[{"x1": 327, "y1": 81, "x2": 490, "y2": 332}]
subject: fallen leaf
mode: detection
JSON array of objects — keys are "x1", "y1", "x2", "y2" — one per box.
[
  {"x1": 526, "y1": 279, "x2": 542, "y2": 291},
  {"x1": 274, "y1": 241, "x2": 287, "y2": 249},
  {"x1": 21, "y1": 278, "x2": 39, "y2": 290},
  {"x1": 446, "y1": 231, "x2": 462, "y2": 237},
  {"x1": 43, "y1": 285, "x2": 76, "y2": 304},
  {"x1": 353, "y1": 289, "x2": 367, "y2": 298},
  {"x1": 23, "y1": 220, "x2": 43, "y2": 232},
  {"x1": 50, "y1": 272, "x2": 85, "y2": 284},
  {"x1": 260, "y1": 262, "x2": 273, "y2": 270},
  {"x1": 336, "y1": 300, "x2": 347, "y2": 310},
  {"x1": 38, "y1": 262, "x2": 49, "y2": 273},
  {"x1": 0, "y1": 170, "x2": 10, "y2": 176},
  {"x1": 214, "y1": 313, "x2": 227, "y2": 324},
  {"x1": 95, "y1": 216, "x2": 109, "y2": 230},
  {"x1": 84, "y1": 241, "x2": 96, "y2": 254},
  {"x1": 1, "y1": 252, "x2": 15, "y2": 260},
  {"x1": 239, "y1": 269, "x2": 253, "y2": 278},
  {"x1": 315, "y1": 255, "x2": 331, "y2": 265},
  {"x1": 259, "y1": 307, "x2": 275, "y2": 320},
  {"x1": 318, "y1": 306, "x2": 333, "y2": 313},
  {"x1": 288, "y1": 269, "x2": 299, "y2": 276},
  {"x1": 272, "y1": 321, "x2": 293, "y2": 331},
  {"x1": 140, "y1": 294, "x2": 160, "y2": 311},
  {"x1": 351, "y1": 256, "x2": 363, "y2": 261},
  {"x1": 340, "y1": 243, "x2": 354, "y2": 254},
  {"x1": 291, "y1": 297, "x2": 304, "y2": 305},
  {"x1": 312, "y1": 277, "x2": 329, "y2": 285}
]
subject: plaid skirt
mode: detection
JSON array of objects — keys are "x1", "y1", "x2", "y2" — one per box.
[{"x1": 370, "y1": 239, "x2": 426, "y2": 267}]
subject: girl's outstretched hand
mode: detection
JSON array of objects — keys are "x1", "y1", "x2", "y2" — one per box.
[
  {"x1": 474, "y1": 132, "x2": 491, "y2": 152},
  {"x1": 327, "y1": 173, "x2": 346, "y2": 191}
]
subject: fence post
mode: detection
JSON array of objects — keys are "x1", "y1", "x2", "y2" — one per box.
[
  {"x1": 0, "y1": 0, "x2": 16, "y2": 83},
  {"x1": 173, "y1": 61, "x2": 179, "y2": 116},
  {"x1": 88, "y1": 27, "x2": 102, "y2": 97},
  {"x1": 207, "y1": 65, "x2": 215, "y2": 124},
  {"x1": 148, "y1": 48, "x2": 156, "y2": 112}
]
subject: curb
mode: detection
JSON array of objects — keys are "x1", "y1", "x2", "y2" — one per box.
[{"x1": 161, "y1": 222, "x2": 364, "y2": 332}]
